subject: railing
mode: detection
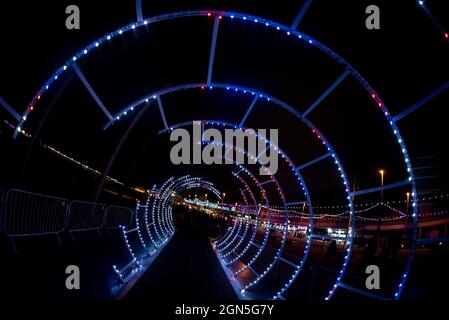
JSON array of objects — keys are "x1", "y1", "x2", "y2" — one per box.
[
  {"x1": 3, "y1": 189, "x2": 68, "y2": 236},
  {"x1": 66, "y1": 200, "x2": 106, "y2": 232},
  {"x1": 0, "y1": 188, "x2": 134, "y2": 237}
]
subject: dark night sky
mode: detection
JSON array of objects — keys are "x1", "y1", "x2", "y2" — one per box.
[{"x1": 0, "y1": 0, "x2": 448, "y2": 207}]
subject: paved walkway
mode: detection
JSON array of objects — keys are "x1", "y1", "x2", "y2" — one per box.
[{"x1": 124, "y1": 228, "x2": 237, "y2": 300}]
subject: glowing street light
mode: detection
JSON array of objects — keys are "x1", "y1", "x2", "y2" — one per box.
[
  {"x1": 379, "y1": 169, "x2": 385, "y2": 203},
  {"x1": 406, "y1": 192, "x2": 410, "y2": 213},
  {"x1": 377, "y1": 169, "x2": 385, "y2": 235}
]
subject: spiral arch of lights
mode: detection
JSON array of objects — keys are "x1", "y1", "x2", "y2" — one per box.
[
  {"x1": 156, "y1": 120, "x2": 314, "y2": 298},
  {"x1": 14, "y1": 10, "x2": 419, "y2": 300}
]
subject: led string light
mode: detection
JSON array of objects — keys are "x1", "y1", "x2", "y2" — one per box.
[
  {"x1": 197, "y1": 139, "x2": 292, "y2": 297},
  {"x1": 112, "y1": 225, "x2": 141, "y2": 280},
  {"x1": 162, "y1": 181, "x2": 190, "y2": 233},
  {"x1": 74, "y1": 15, "x2": 416, "y2": 300},
  {"x1": 163, "y1": 193, "x2": 176, "y2": 232},
  {"x1": 158, "y1": 119, "x2": 310, "y2": 267},
  {"x1": 20, "y1": 47, "x2": 402, "y2": 298},
  {"x1": 206, "y1": 141, "x2": 290, "y2": 294},
  {"x1": 157, "y1": 178, "x2": 178, "y2": 237},
  {"x1": 215, "y1": 162, "x2": 272, "y2": 270},
  {"x1": 212, "y1": 197, "x2": 245, "y2": 250},
  {"x1": 191, "y1": 180, "x2": 225, "y2": 197},
  {"x1": 150, "y1": 176, "x2": 175, "y2": 244},
  {"x1": 279, "y1": 194, "x2": 446, "y2": 210},
  {"x1": 19, "y1": 10, "x2": 417, "y2": 300},
  {"x1": 224, "y1": 189, "x2": 251, "y2": 255},
  {"x1": 161, "y1": 120, "x2": 317, "y2": 299},
  {"x1": 277, "y1": 193, "x2": 448, "y2": 210},
  {"x1": 233, "y1": 128, "x2": 314, "y2": 299},
  {"x1": 158, "y1": 176, "x2": 194, "y2": 237},
  {"x1": 214, "y1": 180, "x2": 253, "y2": 256},
  {"x1": 113, "y1": 189, "x2": 185, "y2": 284},
  {"x1": 157, "y1": 177, "x2": 224, "y2": 236},
  {"x1": 219, "y1": 174, "x2": 258, "y2": 259},
  {"x1": 209, "y1": 186, "x2": 248, "y2": 256},
  {"x1": 157, "y1": 176, "x2": 189, "y2": 236},
  {"x1": 178, "y1": 180, "x2": 223, "y2": 201},
  {"x1": 138, "y1": 209, "x2": 159, "y2": 255},
  {"x1": 274, "y1": 195, "x2": 447, "y2": 220},
  {"x1": 209, "y1": 154, "x2": 272, "y2": 275},
  {"x1": 417, "y1": 0, "x2": 449, "y2": 43},
  {"x1": 214, "y1": 212, "x2": 242, "y2": 249},
  {"x1": 153, "y1": 178, "x2": 173, "y2": 241},
  {"x1": 150, "y1": 178, "x2": 182, "y2": 241},
  {"x1": 158, "y1": 120, "x2": 313, "y2": 296},
  {"x1": 142, "y1": 190, "x2": 168, "y2": 255},
  {"x1": 264, "y1": 206, "x2": 448, "y2": 223},
  {"x1": 162, "y1": 177, "x2": 223, "y2": 232},
  {"x1": 211, "y1": 182, "x2": 246, "y2": 249},
  {"x1": 164, "y1": 177, "x2": 200, "y2": 232},
  {"x1": 140, "y1": 108, "x2": 354, "y2": 293},
  {"x1": 112, "y1": 264, "x2": 125, "y2": 283},
  {"x1": 216, "y1": 210, "x2": 245, "y2": 254},
  {"x1": 213, "y1": 221, "x2": 235, "y2": 247},
  {"x1": 144, "y1": 186, "x2": 160, "y2": 248},
  {"x1": 419, "y1": 210, "x2": 448, "y2": 218},
  {"x1": 135, "y1": 199, "x2": 150, "y2": 252},
  {"x1": 113, "y1": 78, "x2": 412, "y2": 301},
  {"x1": 7, "y1": 124, "x2": 132, "y2": 190},
  {"x1": 195, "y1": 179, "x2": 223, "y2": 195},
  {"x1": 224, "y1": 172, "x2": 266, "y2": 266},
  {"x1": 213, "y1": 218, "x2": 242, "y2": 249},
  {"x1": 158, "y1": 176, "x2": 198, "y2": 236},
  {"x1": 220, "y1": 140, "x2": 313, "y2": 299}
]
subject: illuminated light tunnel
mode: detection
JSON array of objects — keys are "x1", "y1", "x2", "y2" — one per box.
[{"x1": 0, "y1": 0, "x2": 448, "y2": 307}]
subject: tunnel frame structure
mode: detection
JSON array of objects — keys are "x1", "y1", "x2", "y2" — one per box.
[{"x1": 10, "y1": 9, "x2": 419, "y2": 300}]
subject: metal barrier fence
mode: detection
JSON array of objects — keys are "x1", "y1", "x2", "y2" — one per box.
[
  {"x1": 104, "y1": 205, "x2": 134, "y2": 228},
  {"x1": 3, "y1": 189, "x2": 68, "y2": 236},
  {"x1": 0, "y1": 187, "x2": 135, "y2": 251},
  {"x1": 66, "y1": 200, "x2": 107, "y2": 232},
  {"x1": 0, "y1": 188, "x2": 136, "y2": 239}
]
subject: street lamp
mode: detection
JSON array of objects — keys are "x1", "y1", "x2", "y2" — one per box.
[
  {"x1": 377, "y1": 169, "x2": 385, "y2": 237},
  {"x1": 406, "y1": 192, "x2": 410, "y2": 213},
  {"x1": 379, "y1": 169, "x2": 385, "y2": 204}
]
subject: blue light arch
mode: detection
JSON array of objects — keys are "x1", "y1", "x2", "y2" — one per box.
[{"x1": 13, "y1": 10, "x2": 418, "y2": 300}]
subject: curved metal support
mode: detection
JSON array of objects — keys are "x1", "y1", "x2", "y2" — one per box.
[
  {"x1": 158, "y1": 176, "x2": 190, "y2": 235},
  {"x1": 160, "y1": 120, "x2": 315, "y2": 298},
  {"x1": 144, "y1": 186, "x2": 160, "y2": 248},
  {"x1": 150, "y1": 177, "x2": 175, "y2": 243},
  {"x1": 135, "y1": 199, "x2": 151, "y2": 254},
  {"x1": 17, "y1": 9, "x2": 417, "y2": 300},
  {"x1": 157, "y1": 177, "x2": 224, "y2": 235},
  {"x1": 158, "y1": 176, "x2": 196, "y2": 236},
  {"x1": 220, "y1": 175, "x2": 258, "y2": 259}
]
